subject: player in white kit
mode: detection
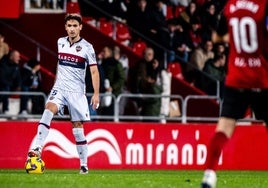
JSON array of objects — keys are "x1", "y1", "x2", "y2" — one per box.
[{"x1": 27, "y1": 13, "x2": 100, "y2": 174}]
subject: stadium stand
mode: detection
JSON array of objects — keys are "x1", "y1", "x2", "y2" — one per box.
[{"x1": 0, "y1": 1, "x2": 222, "y2": 120}]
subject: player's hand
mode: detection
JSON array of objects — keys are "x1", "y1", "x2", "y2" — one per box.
[{"x1": 91, "y1": 94, "x2": 100, "y2": 110}]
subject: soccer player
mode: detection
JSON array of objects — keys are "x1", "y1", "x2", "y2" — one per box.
[
  {"x1": 27, "y1": 13, "x2": 100, "y2": 174},
  {"x1": 201, "y1": 0, "x2": 268, "y2": 187}
]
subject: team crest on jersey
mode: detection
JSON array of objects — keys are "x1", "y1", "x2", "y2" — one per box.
[
  {"x1": 91, "y1": 53, "x2": 96, "y2": 59},
  {"x1": 76, "y1": 45, "x2": 82, "y2": 52}
]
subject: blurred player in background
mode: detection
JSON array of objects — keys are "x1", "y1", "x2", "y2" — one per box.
[
  {"x1": 27, "y1": 13, "x2": 100, "y2": 174},
  {"x1": 201, "y1": 0, "x2": 268, "y2": 187}
]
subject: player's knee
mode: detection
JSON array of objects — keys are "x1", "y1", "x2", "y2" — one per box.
[
  {"x1": 45, "y1": 102, "x2": 58, "y2": 114},
  {"x1": 72, "y1": 121, "x2": 83, "y2": 128}
]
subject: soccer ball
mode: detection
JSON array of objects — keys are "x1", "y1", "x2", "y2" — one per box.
[{"x1": 25, "y1": 157, "x2": 45, "y2": 174}]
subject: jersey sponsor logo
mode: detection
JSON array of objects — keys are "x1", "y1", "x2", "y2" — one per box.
[
  {"x1": 58, "y1": 53, "x2": 79, "y2": 63},
  {"x1": 58, "y1": 52, "x2": 86, "y2": 69},
  {"x1": 59, "y1": 60, "x2": 86, "y2": 69}
]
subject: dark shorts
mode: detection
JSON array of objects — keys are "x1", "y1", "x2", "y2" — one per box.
[{"x1": 221, "y1": 87, "x2": 268, "y2": 124}]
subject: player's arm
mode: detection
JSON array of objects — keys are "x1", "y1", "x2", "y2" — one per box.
[
  {"x1": 90, "y1": 64, "x2": 100, "y2": 109},
  {"x1": 212, "y1": 13, "x2": 229, "y2": 43},
  {"x1": 212, "y1": 31, "x2": 229, "y2": 43}
]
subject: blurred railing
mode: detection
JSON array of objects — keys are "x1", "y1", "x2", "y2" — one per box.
[
  {"x1": 0, "y1": 91, "x2": 47, "y2": 119},
  {"x1": 0, "y1": 91, "x2": 257, "y2": 123}
]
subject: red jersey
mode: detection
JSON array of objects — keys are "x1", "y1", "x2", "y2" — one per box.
[{"x1": 224, "y1": 0, "x2": 268, "y2": 88}]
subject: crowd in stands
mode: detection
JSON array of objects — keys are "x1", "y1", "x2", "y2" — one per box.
[
  {"x1": 0, "y1": 33, "x2": 43, "y2": 116},
  {"x1": 79, "y1": 0, "x2": 229, "y2": 90},
  {"x1": 1, "y1": 0, "x2": 231, "y2": 121},
  {"x1": 79, "y1": 0, "x2": 229, "y2": 116}
]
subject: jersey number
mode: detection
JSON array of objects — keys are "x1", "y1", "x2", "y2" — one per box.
[{"x1": 230, "y1": 17, "x2": 258, "y2": 54}]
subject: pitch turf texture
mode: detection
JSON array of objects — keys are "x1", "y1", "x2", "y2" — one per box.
[{"x1": 1, "y1": 169, "x2": 268, "y2": 188}]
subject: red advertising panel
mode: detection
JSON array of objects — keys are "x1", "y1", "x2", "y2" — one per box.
[{"x1": 0, "y1": 121, "x2": 267, "y2": 170}]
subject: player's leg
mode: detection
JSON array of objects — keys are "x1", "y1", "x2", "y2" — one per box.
[
  {"x1": 28, "y1": 89, "x2": 63, "y2": 158},
  {"x1": 68, "y1": 92, "x2": 90, "y2": 174},
  {"x1": 72, "y1": 121, "x2": 88, "y2": 174},
  {"x1": 201, "y1": 87, "x2": 249, "y2": 188},
  {"x1": 201, "y1": 117, "x2": 235, "y2": 188},
  {"x1": 251, "y1": 89, "x2": 268, "y2": 128},
  {"x1": 28, "y1": 102, "x2": 58, "y2": 157}
]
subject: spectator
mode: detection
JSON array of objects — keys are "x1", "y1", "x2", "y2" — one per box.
[
  {"x1": 130, "y1": 47, "x2": 162, "y2": 119},
  {"x1": 200, "y1": 2, "x2": 219, "y2": 40},
  {"x1": 130, "y1": 47, "x2": 155, "y2": 94},
  {"x1": 149, "y1": 0, "x2": 167, "y2": 36},
  {"x1": 177, "y1": 1, "x2": 200, "y2": 31},
  {"x1": 188, "y1": 39, "x2": 214, "y2": 71},
  {"x1": 19, "y1": 58, "x2": 43, "y2": 116},
  {"x1": 186, "y1": 39, "x2": 214, "y2": 85},
  {"x1": 202, "y1": 53, "x2": 226, "y2": 97},
  {"x1": 156, "y1": 18, "x2": 180, "y2": 65},
  {"x1": 110, "y1": 0, "x2": 132, "y2": 23},
  {"x1": 139, "y1": 58, "x2": 162, "y2": 120},
  {"x1": 113, "y1": 45, "x2": 129, "y2": 115},
  {"x1": 188, "y1": 18, "x2": 203, "y2": 49},
  {"x1": 0, "y1": 33, "x2": 9, "y2": 60},
  {"x1": 98, "y1": 46, "x2": 125, "y2": 116},
  {"x1": 113, "y1": 45, "x2": 129, "y2": 81},
  {"x1": 214, "y1": 42, "x2": 228, "y2": 57},
  {"x1": 126, "y1": 0, "x2": 152, "y2": 42},
  {"x1": 173, "y1": 22, "x2": 192, "y2": 64},
  {"x1": 0, "y1": 50, "x2": 21, "y2": 114}
]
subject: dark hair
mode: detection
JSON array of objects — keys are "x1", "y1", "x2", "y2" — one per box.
[
  {"x1": 28, "y1": 59, "x2": 40, "y2": 68},
  {"x1": 166, "y1": 18, "x2": 178, "y2": 26},
  {"x1": 214, "y1": 53, "x2": 225, "y2": 61},
  {"x1": 65, "y1": 13, "x2": 82, "y2": 24}
]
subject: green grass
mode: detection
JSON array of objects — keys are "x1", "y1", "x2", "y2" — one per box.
[{"x1": 0, "y1": 169, "x2": 268, "y2": 188}]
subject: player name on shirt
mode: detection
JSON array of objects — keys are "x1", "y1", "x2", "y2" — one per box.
[
  {"x1": 234, "y1": 57, "x2": 261, "y2": 67},
  {"x1": 230, "y1": 0, "x2": 259, "y2": 13}
]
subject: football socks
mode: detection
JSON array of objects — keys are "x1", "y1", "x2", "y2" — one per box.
[
  {"x1": 35, "y1": 109, "x2": 53, "y2": 147},
  {"x1": 205, "y1": 131, "x2": 228, "y2": 170},
  {"x1": 73, "y1": 128, "x2": 88, "y2": 167}
]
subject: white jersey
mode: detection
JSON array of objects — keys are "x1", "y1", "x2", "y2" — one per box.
[{"x1": 53, "y1": 36, "x2": 97, "y2": 93}]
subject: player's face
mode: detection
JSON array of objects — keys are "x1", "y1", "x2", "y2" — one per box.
[{"x1": 65, "y1": 19, "x2": 82, "y2": 39}]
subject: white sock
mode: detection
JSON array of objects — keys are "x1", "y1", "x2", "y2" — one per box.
[
  {"x1": 35, "y1": 109, "x2": 54, "y2": 147},
  {"x1": 72, "y1": 128, "x2": 88, "y2": 167}
]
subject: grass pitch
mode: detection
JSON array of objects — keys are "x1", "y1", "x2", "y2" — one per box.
[{"x1": 0, "y1": 169, "x2": 268, "y2": 188}]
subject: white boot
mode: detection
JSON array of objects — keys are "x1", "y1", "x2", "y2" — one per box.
[{"x1": 201, "y1": 169, "x2": 217, "y2": 188}]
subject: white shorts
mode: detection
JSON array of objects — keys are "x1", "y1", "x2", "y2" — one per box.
[{"x1": 47, "y1": 89, "x2": 90, "y2": 122}]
